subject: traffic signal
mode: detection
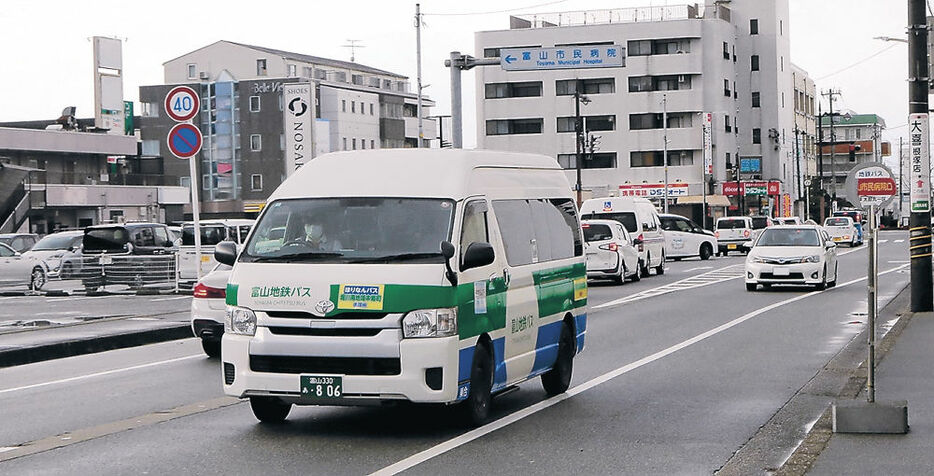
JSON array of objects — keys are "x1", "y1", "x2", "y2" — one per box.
[{"x1": 848, "y1": 144, "x2": 861, "y2": 161}]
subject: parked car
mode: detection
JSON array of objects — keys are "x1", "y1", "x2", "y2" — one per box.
[
  {"x1": 715, "y1": 216, "x2": 754, "y2": 255},
  {"x1": 745, "y1": 225, "x2": 838, "y2": 291},
  {"x1": 81, "y1": 223, "x2": 178, "y2": 291},
  {"x1": 823, "y1": 216, "x2": 859, "y2": 247},
  {"x1": 832, "y1": 209, "x2": 864, "y2": 245},
  {"x1": 659, "y1": 213, "x2": 717, "y2": 260},
  {"x1": 191, "y1": 263, "x2": 231, "y2": 357},
  {"x1": 582, "y1": 219, "x2": 640, "y2": 283},
  {"x1": 0, "y1": 233, "x2": 38, "y2": 253},
  {"x1": 178, "y1": 219, "x2": 253, "y2": 284},
  {"x1": 21, "y1": 230, "x2": 84, "y2": 280},
  {"x1": 580, "y1": 197, "x2": 666, "y2": 276},
  {"x1": 750, "y1": 215, "x2": 772, "y2": 237},
  {"x1": 0, "y1": 242, "x2": 45, "y2": 290},
  {"x1": 83, "y1": 223, "x2": 177, "y2": 255}
]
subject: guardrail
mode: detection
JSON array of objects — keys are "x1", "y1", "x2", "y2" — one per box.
[{"x1": 44, "y1": 254, "x2": 181, "y2": 294}]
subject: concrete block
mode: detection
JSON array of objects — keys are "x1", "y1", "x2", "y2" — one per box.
[{"x1": 832, "y1": 400, "x2": 909, "y2": 434}]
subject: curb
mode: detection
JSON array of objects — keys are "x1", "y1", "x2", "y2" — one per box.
[{"x1": 0, "y1": 324, "x2": 194, "y2": 368}]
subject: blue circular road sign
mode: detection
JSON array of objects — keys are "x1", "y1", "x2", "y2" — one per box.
[{"x1": 167, "y1": 123, "x2": 203, "y2": 159}]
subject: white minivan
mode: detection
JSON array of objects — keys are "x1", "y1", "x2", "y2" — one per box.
[
  {"x1": 216, "y1": 149, "x2": 587, "y2": 426},
  {"x1": 579, "y1": 197, "x2": 665, "y2": 276},
  {"x1": 178, "y1": 219, "x2": 253, "y2": 284}
]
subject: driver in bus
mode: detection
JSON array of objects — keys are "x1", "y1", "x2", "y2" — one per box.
[{"x1": 303, "y1": 221, "x2": 342, "y2": 252}]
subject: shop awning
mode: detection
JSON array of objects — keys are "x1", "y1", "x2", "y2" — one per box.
[{"x1": 677, "y1": 195, "x2": 732, "y2": 207}]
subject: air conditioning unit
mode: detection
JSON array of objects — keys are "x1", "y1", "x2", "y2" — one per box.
[{"x1": 199, "y1": 71, "x2": 209, "y2": 80}]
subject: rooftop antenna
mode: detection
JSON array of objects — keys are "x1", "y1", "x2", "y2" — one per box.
[{"x1": 342, "y1": 39, "x2": 365, "y2": 62}]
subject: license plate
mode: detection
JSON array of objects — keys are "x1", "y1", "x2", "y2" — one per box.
[
  {"x1": 833, "y1": 237, "x2": 842, "y2": 241},
  {"x1": 99, "y1": 256, "x2": 113, "y2": 265},
  {"x1": 201, "y1": 255, "x2": 211, "y2": 262},
  {"x1": 300, "y1": 375, "x2": 342, "y2": 401},
  {"x1": 727, "y1": 244, "x2": 737, "y2": 250},
  {"x1": 773, "y1": 267, "x2": 790, "y2": 276}
]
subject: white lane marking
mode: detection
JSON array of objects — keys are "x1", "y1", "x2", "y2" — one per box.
[
  {"x1": 0, "y1": 354, "x2": 202, "y2": 396},
  {"x1": 889, "y1": 260, "x2": 909, "y2": 264},
  {"x1": 879, "y1": 240, "x2": 889, "y2": 243},
  {"x1": 894, "y1": 240, "x2": 905, "y2": 243},
  {"x1": 370, "y1": 263, "x2": 909, "y2": 476},
  {"x1": 150, "y1": 296, "x2": 191, "y2": 302},
  {"x1": 0, "y1": 447, "x2": 15, "y2": 453},
  {"x1": 594, "y1": 265, "x2": 745, "y2": 310},
  {"x1": 684, "y1": 266, "x2": 713, "y2": 272}
]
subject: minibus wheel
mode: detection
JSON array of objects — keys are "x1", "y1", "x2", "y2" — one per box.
[
  {"x1": 250, "y1": 396, "x2": 292, "y2": 423},
  {"x1": 542, "y1": 322, "x2": 574, "y2": 396},
  {"x1": 461, "y1": 341, "x2": 493, "y2": 426}
]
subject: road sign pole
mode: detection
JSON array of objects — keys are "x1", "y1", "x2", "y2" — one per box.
[
  {"x1": 189, "y1": 153, "x2": 202, "y2": 281},
  {"x1": 449, "y1": 52, "x2": 463, "y2": 149},
  {"x1": 867, "y1": 203, "x2": 877, "y2": 403}
]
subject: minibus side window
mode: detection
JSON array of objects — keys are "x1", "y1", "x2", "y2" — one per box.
[
  {"x1": 460, "y1": 200, "x2": 489, "y2": 268},
  {"x1": 491, "y1": 200, "x2": 535, "y2": 266},
  {"x1": 551, "y1": 198, "x2": 583, "y2": 257}
]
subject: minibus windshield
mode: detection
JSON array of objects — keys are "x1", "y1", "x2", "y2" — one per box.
[{"x1": 241, "y1": 197, "x2": 455, "y2": 263}]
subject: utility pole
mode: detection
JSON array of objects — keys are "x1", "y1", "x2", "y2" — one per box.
[
  {"x1": 415, "y1": 4, "x2": 424, "y2": 148},
  {"x1": 822, "y1": 89, "x2": 841, "y2": 203},
  {"x1": 574, "y1": 80, "x2": 585, "y2": 206},
  {"x1": 663, "y1": 93, "x2": 669, "y2": 213},
  {"x1": 444, "y1": 52, "x2": 498, "y2": 149},
  {"x1": 899, "y1": 136, "x2": 904, "y2": 221},
  {"x1": 794, "y1": 124, "x2": 802, "y2": 205},
  {"x1": 908, "y1": 0, "x2": 933, "y2": 311}
]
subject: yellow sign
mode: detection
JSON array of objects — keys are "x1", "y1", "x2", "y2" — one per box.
[
  {"x1": 337, "y1": 284, "x2": 385, "y2": 310},
  {"x1": 573, "y1": 278, "x2": 587, "y2": 301}
]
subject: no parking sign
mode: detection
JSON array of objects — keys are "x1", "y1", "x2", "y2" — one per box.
[{"x1": 167, "y1": 123, "x2": 202, "y2": 159}]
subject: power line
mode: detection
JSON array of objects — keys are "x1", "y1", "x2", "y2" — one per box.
[
  {"x1": 423, "y1": 0, "x2": 569, "y2": 16},
  {"x1": 814, "y1": 43, "x2": 900, "y2": 81}
]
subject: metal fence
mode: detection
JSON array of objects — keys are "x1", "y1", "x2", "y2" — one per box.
[{"x1": 48, "y1": 254, "x2": 180, "y2": 293}]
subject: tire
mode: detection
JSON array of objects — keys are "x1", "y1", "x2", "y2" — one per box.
[
  {"x1": 655, "y1": 253, "x2": 665, "y2": 275},
  {"x1": 631, "y1": 261, "x2": 643, "y2": 282},
  {"x1": 461, "y1": 341, "x2": 494, "y2": 426},
  {"x1": 249, "y1": 396, "x2": 291, "y2": 423},
  {"x1": 613, "y1": 265, "x2": 625, "y2": 285},
  {"x1": 201, "y1": 339, "x2": 221, "y2": 358},
  {"x1": 816, "y1": 266, "x2": 827, "y2": 291},
  {"x1": 30, "y1": 267, "x2": 46, "y2": 291},
  {"x1": 542, "y1": 323, "x2": 575, "y2": 396},
  {"x1": 828, "y1": 264, "x2": 838, "y2": 288},
  {"x1": 746, "y1": 283, "x2": 757, "y2": 291},
  {"x1": 640, "y1": 256, "x2": 651, "y2": 277},
  {"x1": 699, "y1": 244, "x2": 713, "y2": 261}
]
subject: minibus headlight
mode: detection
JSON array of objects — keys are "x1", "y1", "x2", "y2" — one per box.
[
  {"x1": 802, "y1": 255, "x2": 821, "y2": 263},
  {"x1": 402, "y1": 308, "x2": 457, "y2": 338},
  {"x1": 226, "y1": 306, "x2": 257, "y2": 336}
]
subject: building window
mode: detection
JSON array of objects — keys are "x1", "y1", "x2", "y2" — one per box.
[
  {"x1": 371, "y1": 140, "x2": 375, "y2": 149},
  {"x1": 314, "y1": 69, "x2": 328, "y2": 80},
  {"x1": 628, "y1": 75, "x2": 691, "y2": 92},
  {"x1": 557, "y1": 153, "x2": 618, "y2": 169},
  {"x1": 751, "y1": 55, "x2": 760, "y2": 71},
  {"x1": 629, "y1": 113, "x2": 693, "y2": 130},
  {"x1": 752, "y1": 128, "x2": 761, "y2": 144},
  {"x1": 752, "y1": 91, "x2": 761, "y2": 108},
  {"x1": 141, "y1": 102, "x2": 159, "y2": 118},
  {"x1": 280, "y1": 133, "x2": 285, "y2": 150},
  {"x1": 142, "y1": 140, "x2": 160, "y2": 156},
  {"x1": 725, "y1": 114, "x2": 732, "y2": 133},
  {"x1": 251, "y1": 174, "x2": 263, "y2": 191},
  {"x1": 352, "y1": 74, "x2": 364, "y2": 85},
  {"x1": 249, "y1": 96, "x2": 261, "y2": 112},
  {"x1": 750, "y1": 19, "x2": 759, "y2": 35},
  {"x1": 187, "y1": 64, "x2": 196, "y2": 79},
  {"x1": 361, "y1": 139, "x2": 366, "y2": 150},
  {"x1": 723, "y1": 42, "x2": 730, "y2": 60},
  {"x1": 351, "y1": 101, "x2": 356, "y2": 113},
  {"x1": 341, "y1": 99, "x2": 346, "y2": 112},
  {"x1": 302, "y1": 66, "x2": 313, "y2": 78},
  {"x1": 556, "y1": 78, "x2": 615, "y2": 95},
  {"x1": 724, "y1": 79, "x2": 731, "y2": 97},
  {"x1": 342, "y1": 137, "x2": 347, "y2": 150},
  {"x1": 629, "y1": 150, "x2": 694, "y2": 167},
  {"x1": 278, "y1": 93, "x2": 283, "y2": 111},
  {"x1": 333, "y1": 71, "x2": 347, "y2": 82},
  {"x1": 856, "y1": 129, "x2": 862, "y2": 139},
  {"x1": 485, "y1": 81, "x2": 543, "y2": 99},
  {"x1": 256, "y1": 59, "x2": 267, "y2": 76},
  {"x1": 485, "y1": 118, "x2": 544, "y2": 135},
  {"x1": 288, "y1": 64, "x2": 297, "y2": 77},
  {"x1": 250, "y1": 134, "x2": 262, "y2": 151},
  {"x1": 557, "y1": 115, "x2": 616, "y2": 133},
  {"x1": 370, "y1": 103, "x2": 374, "y2": 115},
  {"x1": 627, "y1": 39, "x2": 690, "y2": 56},
  {"x1": 352, "y1": 138, "x2": 357, "y2": 150},
  {"x1": 179, "y1": 176, "x2": 191, "y2": 189},
  {"x1": 360, "y1": 101, "x2": 365, "y2": 114}
]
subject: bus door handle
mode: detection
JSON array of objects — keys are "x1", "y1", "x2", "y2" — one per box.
[{"x1": 502, "y1": 268, "x2": 511, "y2": 287}]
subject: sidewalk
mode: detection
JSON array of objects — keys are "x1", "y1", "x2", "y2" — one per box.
[
  {"x1": 809, "y1": 311, "x2": 934, "y2": 474},
  {"x1": 0, "y1": 310, "x2": 193, "y2": 368}
]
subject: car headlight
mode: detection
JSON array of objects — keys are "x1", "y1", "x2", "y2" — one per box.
[
  {"x1": 402, "y1": 308, "x2": 457, "y2": 338},
  {"x1": 802, "y1": 255, "x2": 821, "y2": 263},
  {"x1": 226, "y1": 306, "x2": 257, "y2": 336},
  {"x1": 45, "y1": 257, "x2": 63, "y2": 271},
  {"x1": 750, "y1": 256, "x2": 765, "y2": 263}
]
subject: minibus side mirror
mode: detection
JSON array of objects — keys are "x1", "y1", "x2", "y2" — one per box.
[
  {"x1": 440, "y1": 241, "x2": 458, "y2": 286},
  {"x1": 215, "y1": 241, "x2": 238, "y2": 266},
  {"x1": 462, "y1": 242, "x2": 495, "y2": 271}
]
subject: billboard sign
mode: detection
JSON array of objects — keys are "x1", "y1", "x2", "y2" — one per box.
[{"x1": 282, "y1": 82, "x2": 316, "y2": 175}]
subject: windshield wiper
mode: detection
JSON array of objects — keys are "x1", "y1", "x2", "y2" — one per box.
[
  {"x1": 248, "y1": 251, "x2": 344, "y2": 262},
  {"x1": 350, "y1": 252, "x2": 442, "y2": 263}
]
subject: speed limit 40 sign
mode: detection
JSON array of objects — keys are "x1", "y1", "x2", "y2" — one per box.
[{"x1": 164, "y1": 86, "x2": 200, "y2": 122}]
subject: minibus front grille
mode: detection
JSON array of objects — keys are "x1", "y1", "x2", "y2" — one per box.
[
  {"x1": 264, "y1": 311, "x2": 389, "y2": 320},
  {"x1": 249, "y1": 355, "x2": 401, "y2": 376},
  {"x1": 267, "y1": 327, "x2": 385, "y2": 337}
]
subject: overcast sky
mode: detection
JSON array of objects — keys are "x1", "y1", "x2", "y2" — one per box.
[{"x1": 0, "y1": 0, "x2": 913, "y2": 150}]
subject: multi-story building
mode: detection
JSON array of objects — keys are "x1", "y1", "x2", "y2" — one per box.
[
  {"x1": 818, "y1": 112, "x2": 890, "y2": 199},
  {"x1": 139, "y1": 41, "x2": 436, "y2": 217},
  {"x1": 475, "y1": 1, "x2": 802, "y2": 219},
  {"x1": 791, "y1": 63, "x2": 817, "y2": 214}
]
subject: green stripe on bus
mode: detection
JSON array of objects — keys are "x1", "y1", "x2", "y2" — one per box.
[
  {"x1": 533, "y1": 262, "x2": 587, "y2": 317},
  {"x1": 226, "y1": 283, "x2": 239, "y2": 306}
]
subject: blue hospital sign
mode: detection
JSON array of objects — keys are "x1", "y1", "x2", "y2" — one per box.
[{"x1": 501, "y1": 45, "x2": 625, "y2": 71}]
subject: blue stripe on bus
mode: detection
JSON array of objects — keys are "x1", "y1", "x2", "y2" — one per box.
[
  {"x1": 575, "y1": 313, "x2": 587, "y2": 352},
  {"x1": 530, "y1": 320, "x2": 564, "y2": 375}
]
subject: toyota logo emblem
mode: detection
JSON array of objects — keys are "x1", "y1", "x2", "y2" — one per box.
[{"x1": 314, "y1": 300, "x2": 335, "y2": 315}]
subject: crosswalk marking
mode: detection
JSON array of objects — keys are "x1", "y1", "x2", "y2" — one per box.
[{"x1": 594, "y1": 265, "x2": 745, "y2": 310}]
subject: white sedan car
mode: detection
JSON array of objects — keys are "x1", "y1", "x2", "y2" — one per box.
[
  {"x1": 191, "y1": 263, "x2": 231, "y2": 357},
  {"x1": 583, "y1": 219, "x2": 641, "y2": 284},
  {"x1": 745, "y1": 225, "x2": 838, "y2": 291},
  {"x1": 0, "y1": 242, "x2": 46, "y2": 290},
  {"x1": 823, "y1": 216, "x2": 859, "y2": 247},
  {"x1": 659, "y1": 213, "x2": 717, "y2": 260}
]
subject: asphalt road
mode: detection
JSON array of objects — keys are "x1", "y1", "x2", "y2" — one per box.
[{"x1": 0, "y1": 231, "x2": 912, "y2": 474}]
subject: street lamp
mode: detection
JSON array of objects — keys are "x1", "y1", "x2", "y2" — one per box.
[
  {"x1": 574, "y1": 80, "x2": 591, "y2": 206},
  {"x1": 873, "y1": 36, "x2": 909, "y2": 44}
]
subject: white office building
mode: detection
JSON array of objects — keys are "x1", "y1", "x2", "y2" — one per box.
[{"x1": 475, "y1": 2, "x2": 801, "y2": 219}]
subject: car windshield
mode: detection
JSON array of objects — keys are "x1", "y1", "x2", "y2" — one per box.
[
  {"x1": 717, "y1": 219, "x2": 748, "y2": 230},
  {"x1": 582, "y1": 223, "x2": 613, "y2": 242},
  {"x1": 182, "y1": 225, "x2": 227, "y2": 246},
  {"x1": 83, "y1": 228, "x2": 129, "y2": 252},
  {"x1": 756, "y1": 228, "x2": 821, "y2": 247},
  {"x1": 825, "y1": 218, "x2": 850, "y2": 227},
  {"x1": 581, "y1": 212, "x2": 637, "y2": 232},
  {"x1": 751, "y1": 217, "x2": 770, "y2": 229},
  {"x1": 241, "y1": 197, "x2": 455, "y2": 263},
  {"x1": 32, "y1": 234, "x2": 78, "y2": 251}
]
